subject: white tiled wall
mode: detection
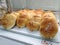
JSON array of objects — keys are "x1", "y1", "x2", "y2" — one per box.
[
  {"x1": 10, "y1": 0, "x2": 26, "y2": 9},
  {"x1": 10, "y1": 0, "x2": 60, "y2": 11},
  {"x1": 26, "y1": 0, "x2": 60, "y2": 10}
]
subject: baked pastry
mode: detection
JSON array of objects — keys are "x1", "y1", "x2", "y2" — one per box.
[
  {"x1": 39, "y1": 11, "x2": 58, "y2": 39},
  {"x1": 26, "y1": 13, "x2": 42, "y2": 31},
  {"x1": 26, "y1": 16, "x2": 40, "y2": 31},
  {"x1": 26, "y1": 9, "x2": 44, "y2": 31},
  {"x1": 17, "y1": 14, "x2": 28, "y2": 28},
  {"x1": 17, "y1": 9, "x2": 36, "y2": 28},
  {"x1": 1, "y1": 13, "x2": 17, "y2": 30},
  {"x1": 17, "y1": 10, "x2": 28, "y2": 28}
]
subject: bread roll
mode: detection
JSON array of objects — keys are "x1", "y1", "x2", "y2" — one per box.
[
  {"x1": 26, "y1": 12, "x2": 42, "y2": 31},
  {"x1": 1, "y1": 13, "x2": 17, "y2": 30},
  {"x1": 17, "y1": 15, "x2": 28, "y2": 28},
  {"x1": 26, "y1": 16, "x2": 41, "y2": 31},
  {"x1": 39, "y1": 11, "x2": 58, "y2": 39},
  {"x1": 17, "y1": 10, "x2": 28, "y2": 28},
  {"x1": 26, "y1": 9, "x2": 44, "y2": 31}
]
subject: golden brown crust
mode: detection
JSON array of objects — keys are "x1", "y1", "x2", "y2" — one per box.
[
  {"x1": 17, "y1": 18, "x2": 27, "y2": 28},
  {"x1": 17, "y1": 10, "x2": 28, "y2": 28},
  {"x1": 1, "y1": 13, "x2": 17, "y2": 30},
  {"x1": 17, "y1": 9, "x2": 36, "y2": 28},
  {"x1": 12, "y1": 12, "x2": 20, "y2": 17},
  {"x1": 35, "y1": 9, "x2": 44, "y2": 15},
  {"x1": 26, "y1": 12, "x2": 41, "y2": 31},
  {"x1": 26, "y1": 20, "x2": 40, "y2": 31},
  {"x1": 26, "y1": 9, "x2": 44, "y2": 31},
  {"x1": 27, "y1": 9, "x2": 36, "y2": 20},
  {"x1": 39, "y1": 11, "x2": 58, "y2": 39}
]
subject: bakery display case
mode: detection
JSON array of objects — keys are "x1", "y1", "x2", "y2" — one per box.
[{"x1": 0, "y1": 0, "x2": 60, "y2": 45}]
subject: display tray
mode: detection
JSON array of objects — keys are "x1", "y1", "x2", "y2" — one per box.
[{"x1": 0, "y1": 25, "x2": 60, "y2": 43}]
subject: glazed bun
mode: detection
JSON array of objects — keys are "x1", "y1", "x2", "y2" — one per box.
[
  {"x1": 26, "y1": 9, "x2": 43, "y2": 31},
  {"x1": 39, "y1": 11, "x2": 58, "y2": 39},
  {"x1": 26, "y1": 15, "x2": 41, "y2": 31},
  {"x1": 1, "y1": 13, "x2": 17, "y2": 30},
  {"x1": 17, "y1": 10, "x2": 28, "y2": 28}
]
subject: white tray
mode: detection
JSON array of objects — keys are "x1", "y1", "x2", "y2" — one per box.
[{"x1": 0, "y1": 25, "x2": 60, "y2": 43}]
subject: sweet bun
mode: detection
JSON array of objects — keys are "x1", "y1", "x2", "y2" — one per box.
[
  {"x1": 17, "y1": 10, "x2": 28, "y2": 28},
  {"x1": 1, "y1": 13, "x2": 17, "y2": 30},
  {"x1": 26, "y1": 11, "x2": 42, "y2": 31},
  {"x1": 17, "y1": 15, "x2": 28, "y2": 28},
  {"x1": 39, "y1": 11, "x2": 58, "y2": 39},
  {"x1": 26, "y1": 16, "x2": 41, "y2": 31}
]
